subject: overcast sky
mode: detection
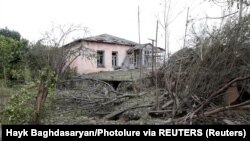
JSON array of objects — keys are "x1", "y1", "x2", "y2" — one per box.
[{"x1": 0, "y1": 0, "x2": 223, "y2": 53}]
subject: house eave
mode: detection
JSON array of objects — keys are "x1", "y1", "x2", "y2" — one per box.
[{"x1": 63, "y1": 34, "x2": 138, "y2": 48}]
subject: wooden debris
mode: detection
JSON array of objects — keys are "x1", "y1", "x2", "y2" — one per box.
[
  {"x1": 192, "y1": 75, "x2": 250, "y2": 115},
  {"x1": 223, "y1": 119, "x2": 236, "y2": 125},
  {"x1": 225, "y1": 83, "x2": 240, "y2": 105},
  {"x1": 161, "y1": 100, "x2": 173, "y2": 109},
  {"x1": 201, "y1": 100, "x2": 250, "y2": 117},
  {"x1": 104, "y1": 104, "x2": 153, "y2": 120},
  {"x1": 149, "y1": 110, "x2": 172, "y2": 117}
]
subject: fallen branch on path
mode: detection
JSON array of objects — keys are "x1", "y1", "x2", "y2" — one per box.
[
  {"x1": 192, "y1": 75, "x2": 250, "y2": 115},
  {"x1": 202, "y1": 100, "x2": 250, "y2": 117},
  {"x1": 104, "y1": 104, "x2": 153, "y2": 120},
  {"x1": 101, "y1": 92, "x2": 147, "y2": 106}
]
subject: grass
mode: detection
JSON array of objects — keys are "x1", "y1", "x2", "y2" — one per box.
[
  {"x1": 0, "y1": 81, "x2": 38, "y2": 124},
  {"x1": 0, "y1": 85, "x2": 17, "y2": 125},
  {"x1": 0, "y1": 86, "x2": 16, "y2": 113}
]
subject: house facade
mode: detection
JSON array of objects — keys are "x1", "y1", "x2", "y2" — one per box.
[
  {"x1": 66, "y1": 34, "x2": 137, "y2": 74},
  {"x1": 66, "y1": 34, "x2": 165, "y2": 74}
]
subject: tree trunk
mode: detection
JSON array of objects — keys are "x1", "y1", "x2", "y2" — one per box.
[
  {"x1": 34, "y1": 79, "x2": 48, "y2": 124},
  {"x1": 239, "y1": 0, "x2": 243, "y2": 23}
]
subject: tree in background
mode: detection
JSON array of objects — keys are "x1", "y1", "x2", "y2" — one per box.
[
  {"x1": 27, "y1": 24, "x2": 95, "y2": 81},
  {"x1": 1, "y1": 24, "x2": 95, "y2": 124},
  {"x1": 0, "y1": 27, "x2": 21, "y2": 41},
  {"x1": 27, "y1": 24, "x2": 95, "y2": 123},
  {"x1": 0, "y1": 28, "x2": 28, "y2": 85}
]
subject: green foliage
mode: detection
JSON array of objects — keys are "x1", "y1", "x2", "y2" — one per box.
[
  {"x1": 0, "y1": 27, "x2": 21, "y2": 41},
  {"x1": 35, "y1": 68, "x2": 57, "y2": 123},
  {"x1": 27, "y1": 41, "x2": 85, "y2": 81},
  {"x1": 26, "y1": 41, "x2": 50, "y2": 75},
  {"x1": 0, "y1": 83, "x2": 36, "y2": 124},
  {"x1": 23, "y1": 67, "x2": 32, "y2": 82},
  {"x1": 39, "y1": 67, "x2": 57, "y2": 89},
  {"x1": 0, "y1": 67, "x2": 57, "y2": 125},
  {"x1": 0, "y1": 32, "x2": 28, "y2": 84},
  {"x1": 0, "y1": 82, "x2": 15, "y2": 96}
]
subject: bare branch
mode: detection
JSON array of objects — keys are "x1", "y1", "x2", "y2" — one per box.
[
  {"x1": 197, "y1": 11, "x2": 238, "y2": 20},
  {"x1": 193, "y1": 75, "x2": 250, "y2": 115}
]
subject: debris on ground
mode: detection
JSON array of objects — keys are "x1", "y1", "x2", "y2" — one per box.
[
  {"x1": 44, "y1": 41, "x2": 250, "y2": 125},
  {"x1": 155, "y1": 44, "x2": 250, "y2": 124}
]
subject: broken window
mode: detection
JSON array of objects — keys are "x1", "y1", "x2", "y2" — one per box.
[
  {"x1": 97, "y1": 50, "x2": 104, "y2": 67},
  {"x1": 112, "y1": 51, "x2": 118, "y2": 67},
  {"x1": 134, "y1": 50, "x2": 140, "y2": 68},
  {"x1": 144, "y1": 49, "x2": 152, "y2": 66}
]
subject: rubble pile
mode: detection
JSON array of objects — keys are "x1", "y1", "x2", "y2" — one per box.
[{"x1": 156, "y1": 43, "x2": 250, "y2": 124}]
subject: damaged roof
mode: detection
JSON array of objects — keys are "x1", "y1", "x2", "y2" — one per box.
[
  {"x1": 127, "y1": 43, "x2": 165, "y2": 53},
  {"x1": 64, "y1": 34, "x2": 138, "y2": 47},
  {"x1": 84, "y1": 34, "x2": 137, "y2": 46}
]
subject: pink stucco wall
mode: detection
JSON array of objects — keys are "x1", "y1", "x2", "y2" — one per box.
[{"x1": 70, "y1": 41, "x2": 131, "y2": 74}]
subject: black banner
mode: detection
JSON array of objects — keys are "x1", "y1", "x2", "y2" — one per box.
[{"x1": 1, "y1": 125, "x2": 250, "y2": 140}]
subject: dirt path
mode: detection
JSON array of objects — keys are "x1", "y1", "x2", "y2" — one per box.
[{"x1": 43, "y1": 87, "x2": 168, "y2": 125}]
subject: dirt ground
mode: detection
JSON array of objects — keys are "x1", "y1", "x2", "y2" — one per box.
[
  {"x1": 43, "y1": 69, "x2": 168, "y2": 125},
  {"x1": 43, "y1": 45, "x2": 250, "y2": 125}
]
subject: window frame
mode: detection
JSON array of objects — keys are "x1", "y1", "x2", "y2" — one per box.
[
  {"x1": 112, "y1": 51, "x2": 118, "y2": 68},
  {"x1": 97, "y1": 50, "x2": 105, "y2": 68}
]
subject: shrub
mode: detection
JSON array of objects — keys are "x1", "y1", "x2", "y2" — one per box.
[{"x1": 1, "y1": 86, "x2": 35, "y2": 124}]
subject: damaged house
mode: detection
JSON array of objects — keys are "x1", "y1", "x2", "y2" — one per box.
[
  {"x1": 65, "y1": 34, "x2": 165, "y2": 74},
  {"x1": 125, "y1": 43, "x2": 165, "y2": 69}
]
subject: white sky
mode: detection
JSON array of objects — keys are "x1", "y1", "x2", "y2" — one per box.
[{"x1": 0, "y1": 0, "x2": 223, "y2": 53}]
